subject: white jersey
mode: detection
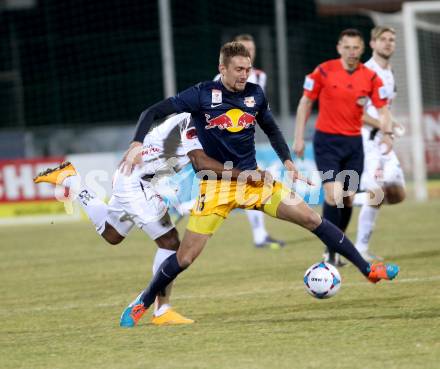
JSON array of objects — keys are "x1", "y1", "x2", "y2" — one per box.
[
  {"x1": 364, "y1": 57, "x2": 396, "y2": 132},
  {"x1": 214, "y1": 68, "x2": 267, "y2": 91},
  {"x1": 109, "y1": 113, "x2": 202, "y2": 229},
  {"x1": 360, "y1": 58, "x2": 404, "y2": 191},
  {"x1": 133, "y1": 112, "x2": 202, "y2": 178}
]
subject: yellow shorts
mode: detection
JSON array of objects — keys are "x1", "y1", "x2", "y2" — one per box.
[{"x1": 187, "y1": 179, "x2": 290, "y2": 235}]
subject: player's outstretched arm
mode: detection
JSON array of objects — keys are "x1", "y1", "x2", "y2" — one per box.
[
  {"x1": 256, "y1": 110, "x2": 291, "y2": 166},
  {"x1": 293, "y1": 95, "x2": 314, "y2": 159},
  {"x1": 120, "y1": 98, "x2": 178, "y2": 174},
  {"x1": 188, "y1": 149, "x2": 273, "y2": 184},
  {"x1": 133, "y1": 98, "x2": 177, "y2": 142},
  {"x1": 119, "y1": 141, "x2": 143, "y2": 175},
  {"x1": 187, "y1": 149, "x2": 243, "y2": 179},
  {"x1": 362, "y1": 112, "x2": 382, "y2": 129}
]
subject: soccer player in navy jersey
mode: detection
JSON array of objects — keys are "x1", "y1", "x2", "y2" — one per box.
[
  {"x1": 118, "y1": 42, "x2": 399, "y2": 327},
  {"x1": 212, "y1": 33, "x2": 284, "y2": 249}
]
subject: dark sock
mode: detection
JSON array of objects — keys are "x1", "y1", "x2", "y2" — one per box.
[
  {"x1": 312, "y1": 219, "x2": 370, "y2": 276},
  {"x1": 339, "y1": 206, "x2": 353, "y2": 233},
  {"x1": 323, "y1": 201, "x2": 341, "y2": 227},
  {"x1": 140, "y1": 254, "x2": 184, "y2": 308},
  {"x1": 322, "y1": 202, "x2": 341, "y2": 256}
]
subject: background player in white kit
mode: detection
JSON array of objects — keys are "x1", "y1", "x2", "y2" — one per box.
[
  {"x1": 33, "y1": 113, "x2": 210, "y2": 325},
  {"x1": 213, "y1": 33, "x2": 285, "y2": 249},
  {"x1": 355, "y1": 26, "x2": 406, "y2": 261}
]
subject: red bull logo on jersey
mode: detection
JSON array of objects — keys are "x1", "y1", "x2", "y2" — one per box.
[{"x1": 205, "y1": 108, "x2": 256, "y2": 133}]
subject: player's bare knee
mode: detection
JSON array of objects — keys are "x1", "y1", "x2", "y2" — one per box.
[
  {"x1": 155, "y1": 228, "x2": 180, "y2": 251},
  {"x1": 301, "y1": 210, "x2": 322, "y2": 231},
  {"x1": 177, "y1": 254, "x2": 194, "y2": 269},
  {"x1": 324, "y1": 192, "x2": 336, "y2": 206},
  {"x1": 324, "y1": 191, "x2": 343, "y2": 207},
  {"x1": 323, "y1": 182, "x2": 344, "y2": 207},
  {"x1": 102, "y1": 223, "x2": 124, "y2": 245},
  {"x1": 342, "y1": 196, "x2": 354, "y2": 208}
]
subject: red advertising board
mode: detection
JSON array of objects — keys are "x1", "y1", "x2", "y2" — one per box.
[{"x1": 0, "y1": 157, "x2": 67, "y2": 219}]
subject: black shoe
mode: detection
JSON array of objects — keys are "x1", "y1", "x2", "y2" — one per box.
[{"x1": 323, "y1": 252, "x2": 347, "y2": 267}]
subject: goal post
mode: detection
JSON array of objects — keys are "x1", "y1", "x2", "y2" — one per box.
[{"x1": 402, "y1": 1, "x2": 440, "y2": 202}]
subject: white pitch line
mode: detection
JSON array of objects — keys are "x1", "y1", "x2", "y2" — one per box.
[
  {"x1": 171, "y1": 275, "x2": 440, "y2": 300},
  {"x1": 2, "y1": 275, "x2": 439, "y2": 314}
]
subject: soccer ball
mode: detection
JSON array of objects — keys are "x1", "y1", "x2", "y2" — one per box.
[{"x1": 303, "y1": 262, "x2": 341, "y2": 299}]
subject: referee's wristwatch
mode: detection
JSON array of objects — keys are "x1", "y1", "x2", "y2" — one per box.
[{"x1": 384, "y1": 131, "x2": 395, "y2": 139}]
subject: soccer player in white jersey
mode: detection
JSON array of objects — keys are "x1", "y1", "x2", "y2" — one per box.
[
  {"x1": 213, "y1": 34, "x2": 284, "y2": 249},
  {"x1": 355, "y1": 26, "x2": 406, "y2": 261},
  {"x1": 33, "y1": 113, "x2": 216, "y2": 325}
]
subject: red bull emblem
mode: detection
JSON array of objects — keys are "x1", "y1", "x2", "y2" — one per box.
[{"x1": 205, "y1": 108, "x2": 256, "y2": 133}]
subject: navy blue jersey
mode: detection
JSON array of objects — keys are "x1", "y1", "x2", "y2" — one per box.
[
  {"x1": 133, "y1": 80, "x2": 291, "y2": 171},
  {"x1": 170, "y1": 80, "x2": 272, "y2": 170}
]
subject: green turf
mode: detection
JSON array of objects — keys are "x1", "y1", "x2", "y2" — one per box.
[{"x1": 1, "y1": 200, "x2": 440, "y2": 369}]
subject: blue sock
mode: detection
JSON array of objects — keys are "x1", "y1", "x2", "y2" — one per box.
[
  {"x1": 140, "y1": 253, "x2": 184, "y2": 308},
  {"x1": 312, "y1": 219, "x2": 370, "y2": 276},
  {"x1": 339, "y1": 206, "x2": 353, "y2": 232}
]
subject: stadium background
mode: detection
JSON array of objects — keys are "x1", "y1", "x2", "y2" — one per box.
[
  {"x1": 1, "y1": 3, "x2": 440, "y2": 369},
  {"x1": 1, "y1": 0, "x2": 440, "y2": 221}
]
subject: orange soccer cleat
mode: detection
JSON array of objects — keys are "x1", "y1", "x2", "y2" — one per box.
[
  {"x1": 33, "y1": 161, "x2": 77, "y2": 186},
  {"x1": 367, "y1": 262, "x2": 400, "y2": 283},
  {"x1": 151, "y1": 308, "x2": 194, "y2": 326}
]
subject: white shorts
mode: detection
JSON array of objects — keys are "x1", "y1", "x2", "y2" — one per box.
[
  {"x1": 360, "y1": 132, "x2": 405, "y2": 191},
  {"x1": 105, "y1": 170, "x2": 174, "y2": 240}
]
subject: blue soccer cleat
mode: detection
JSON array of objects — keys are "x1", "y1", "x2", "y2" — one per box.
[{"x1": 120, "y1": 295, "x2": 147, "y2": 328}]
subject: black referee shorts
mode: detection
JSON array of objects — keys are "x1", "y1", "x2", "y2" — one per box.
[{"x1": 313, "y1": 130, "x2": 364, "y2": 192}]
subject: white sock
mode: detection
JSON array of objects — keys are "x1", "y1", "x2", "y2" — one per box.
[
  {"x1": 353, "y1": 192, "x2": 368, "y2": 207},
  {"x1": 152, "y1": 248, "x2": 176, "y2": 314},
  {"x1": 152, "y1": 248, "x2": 176, "y2": 275},
  {"x1": 355, "y1": 205, "x2": 379, "y2": 253},
  {"x1": 63, "y1": 175, "x2": 108, "y2": 235},
  {"x1": 154, "y1": 303, "x2": 171, "y2": 317},
  {"x1": 245, "y1": 210, "x2": 268, "y2": 244}
]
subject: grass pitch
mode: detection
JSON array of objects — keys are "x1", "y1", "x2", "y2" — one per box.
[{"x1": 1, "y1": 200, "x2": 440, "y2": 369}]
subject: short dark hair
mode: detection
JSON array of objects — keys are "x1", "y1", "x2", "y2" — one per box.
[
  {"x1": 234, "y1": 34, "x2": 255, "y2": 43},
  {"x1": 219, "y1": 41, "x2": 251, "y2": 66},
  {"x1": 338, "y1": 28, "x2": 364, "y2": 42}
]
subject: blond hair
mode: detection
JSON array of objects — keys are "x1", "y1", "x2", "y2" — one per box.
[
  {"x1": 219, "y1": 41, "x2": 251, "y2": 67},
  {"x1": 371, "y1": 26, "x2": 396, "y2": 40}
]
